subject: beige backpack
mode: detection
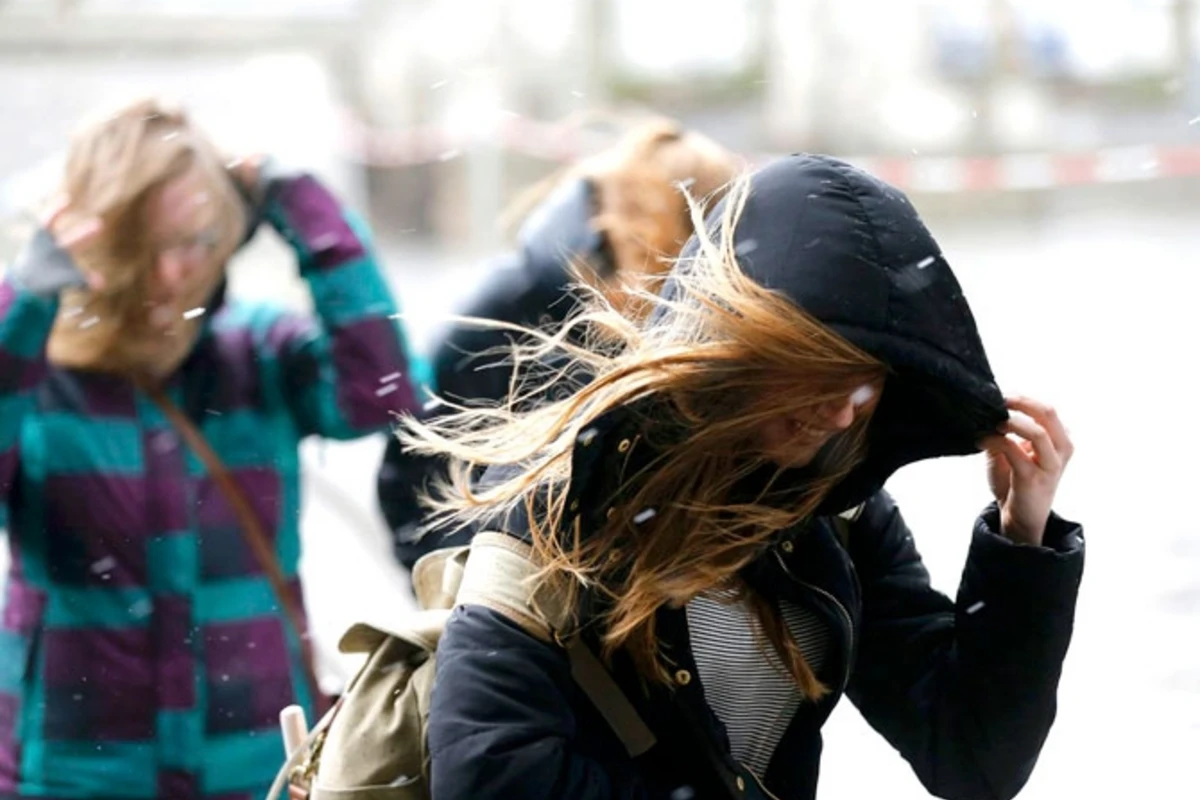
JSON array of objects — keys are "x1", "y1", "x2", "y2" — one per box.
[{"x1": 266, "y1": 531, "x2": 657, "y2": 800}]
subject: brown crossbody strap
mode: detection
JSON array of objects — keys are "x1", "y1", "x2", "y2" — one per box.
[{"x1": 144, "y1": 385, "x2": 325, "y2": 713}]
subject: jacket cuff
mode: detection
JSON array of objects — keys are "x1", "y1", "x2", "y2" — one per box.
[
  {"x1": 9, "y1": 228, "x2": 85, "y2": 298},
  {"x1": 966, "y1": 503, "x2": 1084, "y2": 614}
]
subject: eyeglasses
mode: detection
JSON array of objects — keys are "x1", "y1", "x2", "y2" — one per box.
[{"x1": 158, "y1": 227, "x2": 221, "y2": 260}]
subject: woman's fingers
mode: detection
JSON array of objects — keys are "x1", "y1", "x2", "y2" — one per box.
[
  {"x1": 58, "y1": 218, "x2": 104, "y2": 251},
  {"x1": 1006, "y1": 396, "x2": 1073, "y2": 463},
  {"x1": 1000, "y1": 412, "x2": 1062, "y2": 475},
  {"x1": 83, "y1": 269, "x2": 106, "y2": 292},
  {"x1": 981, "y1": 433, "x2": 1036, "y2": 481},
  {"x1": 41, "y1": 195, "x2": 71, "y2": 228},
  {"x1": 41, "y1": 195, "x2": 105, "y2": 252}
]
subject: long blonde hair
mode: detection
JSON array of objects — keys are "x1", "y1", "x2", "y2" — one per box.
[
  {"x1": 47, "y1": 99, "x2": 246, "y2": 376},
  {"x1": 506, "y1": 119, "x2": 742, "y2": 318},
  {"x1": 403, "y1": 178, "x2": 886, "y2": 697}
]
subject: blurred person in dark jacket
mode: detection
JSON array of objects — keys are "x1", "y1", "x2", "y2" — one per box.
[
  {"x1": 400, "y1": 155, "x2": 1084, "y2": 800},
  {"x1": 378, "y1": 120, "x2": 740, "y2": 570}
]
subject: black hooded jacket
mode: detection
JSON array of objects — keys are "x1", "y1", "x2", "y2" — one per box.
[
  {"x1": 377, "y1": 178, "x2": 609, "y2": 567},
  {"x1": 427, "y1": 155, "x2": 1084, "y2": 800}
]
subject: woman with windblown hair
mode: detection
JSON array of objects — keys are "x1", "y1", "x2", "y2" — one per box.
[
  {"x1": 378, "y1": 119, "x2": 739, "y2": 570},
  {"x1": 0, "y1": 100, "x2": 418, "y2": 799},
  {"x1": 404, "y1": 155, "x2": 1084, "y2": 800}
]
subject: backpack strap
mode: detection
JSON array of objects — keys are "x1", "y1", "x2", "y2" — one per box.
[
  {"x1": 456, "y1": 532, "x2": 570, "y2": 641},
  {"x1": 458, "y1": 532, "x2": 658, "y2": 758}
]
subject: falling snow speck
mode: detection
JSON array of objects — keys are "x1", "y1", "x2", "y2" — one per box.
[
  {"x1": 735, "y1": 239, "x2": 758, "y2": 256},
  {"x1": 966, "y1": 601, "x2": 985, "y2": 615},
  {"x1": 311, "y1": 233, "x2": 341, "y2": 251},
  {"x1": 916, "y1": 256, "x2": 936, "y2": 269},
  {"x1": 633, "y1": 508, "x2": 657, "y2": 525},
  {"x1": 379, "y1": 372, "x2": 402, "y2": 384},
  {"x1": 162, "y1": 131, "x2": 179, "y2": 142},
  {"x1": 90, "y1": 556, "x2": 117, "y2": 574},
  {"x1": 439, "y1": 149, "x2": 462, "y2": 162},
  {"x1": 183, "y1": 307, "x2": 206, "y2": 320},
  {"x1": 1190, "y1": 116, "x2": 1200, "y2": 126},
  {"x1": 423, "y1": 398, "x2": 443, "y2": 412},
  {"x1": 79, "y1": 315, "x2": 100, "y2": 330},
  {"x1": 571, "y1": 90, "x2": 585, "y2": 98},
  {"x1": 63, "y1": 306, "x2": 84, "y2": 319},
  {"x1": 578, "y1": 427, "x2": 598, "y2": 446},
  {"x1": 376, "y1": 384, "x2": 399, "y2": 397}
]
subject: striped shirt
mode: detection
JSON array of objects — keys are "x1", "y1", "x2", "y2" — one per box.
[
  {"x1": 0, "y1": 175, "x2": 419, "y2": 799},
  {"x1": 686, "y1": 590, "x2": 830, "y2": 778}
]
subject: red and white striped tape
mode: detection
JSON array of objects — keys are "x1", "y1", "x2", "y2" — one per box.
[
  {"x1": 845, "y1": 145, "x2": 1200, "y2": 193},
  {"x1": 338, "y1": 113, "x2": 1200, "y2": 193}
]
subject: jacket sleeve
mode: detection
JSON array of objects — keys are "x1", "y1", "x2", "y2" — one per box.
[
  {"x1": 429, "y1": 604, "x2": 651, "y2": 800},
  {"x1": 845, "y1": 490, "x2": 1084, "y2": 800},
  {"x1": 259, "y1": 172, "x2": 421, "y2": 439},
  {"x1": 0, "y1": 231, "x2": 75, "y2": 502},
  {"x1": 432, "y1": 253, "x2": 537, "y2": 409},
  {"x1": 376, "y1": 432, "x2": 474, "y2": 570}
]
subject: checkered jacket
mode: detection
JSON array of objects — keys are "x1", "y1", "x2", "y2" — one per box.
[{"x1": 0, "y1": 174, "x2": 417, "y2": 799}]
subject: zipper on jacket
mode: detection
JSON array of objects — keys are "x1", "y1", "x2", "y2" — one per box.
[
  {"x1": 772, "y1": 549, "x2": 855, "y2": 692},
  {"x1": 744, "y1": 763, "x2": 783, "y2": 800}
]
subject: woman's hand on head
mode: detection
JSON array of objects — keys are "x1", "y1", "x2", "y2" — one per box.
[
  {"x1": 43, "y1": 196, "x2": 106, "y2": 291},
  {"x1": 226, "y1": 154, "x2": 264, "y2": 197},
  {"x1": 226, "y1": 153, "x2": 267, "y2": 242},
  {"x1": 980, "y1": 396, "x2": 1074, "y2": 546}
]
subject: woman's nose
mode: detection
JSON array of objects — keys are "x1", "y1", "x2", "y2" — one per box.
[
  {"x1": 155, "y1": 250, "x2": 188, "y2": 297},
  {"x1": 824, "y1": 399, "x2": 857, "y2": 431}
]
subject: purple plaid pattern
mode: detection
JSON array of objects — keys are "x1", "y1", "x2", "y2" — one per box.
[
  {"x1": 74, "y1": 371, "x2": 139, "y2": 419},
  {"x1": 207, "y1": 327, "x2": 263, "y2": 414},
  {"x1": 157, "y1": 770, "x2": 199, "y2": 799},
  {"x1": 0, "y1": 174, "x2": 418, "y2": 798},
  {"x1": 153, "y1": 595, "x2": 196, "y2": 711},
  {"x1": 330, "y1": 315, "x2": 416, "y2": 430},
  {"x1": 196, "y1": 469, "x2": 281, "y2": 580},
  {"x1": 274, "y1": 176, "x2": 367, "y2": 270},
  {"x1": 0, "y1": 349, "x2": 44, "y2": 398},
  {"x1": 0, "y1": 695, "x2": 19, "y2": 794},
  {"x1": 43, "y1": 474, "x2": 150, "y2": 587},
  {"x1": 203, "y1": 618, "x2": 294, "y2": 735},
  {"x1": 41, "y1": 627, "x2": 157, "y2": 741}
]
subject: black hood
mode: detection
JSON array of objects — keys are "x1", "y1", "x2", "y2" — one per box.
[{"x1": 669, "y1": 154, "x2": 1007, "y2": 513}]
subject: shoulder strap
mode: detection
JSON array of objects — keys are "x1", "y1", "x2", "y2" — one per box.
[
  {"x1": 459, "y1": 532, "x2": 657, "y2": 758},
  {"x1": 144, "y1": 385, "x2": 325, "y2": 714}
]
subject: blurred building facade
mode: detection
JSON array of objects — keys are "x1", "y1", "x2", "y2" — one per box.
[{"x1": 1, "y1": 0, "x2": 1199, "y2": 254}]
